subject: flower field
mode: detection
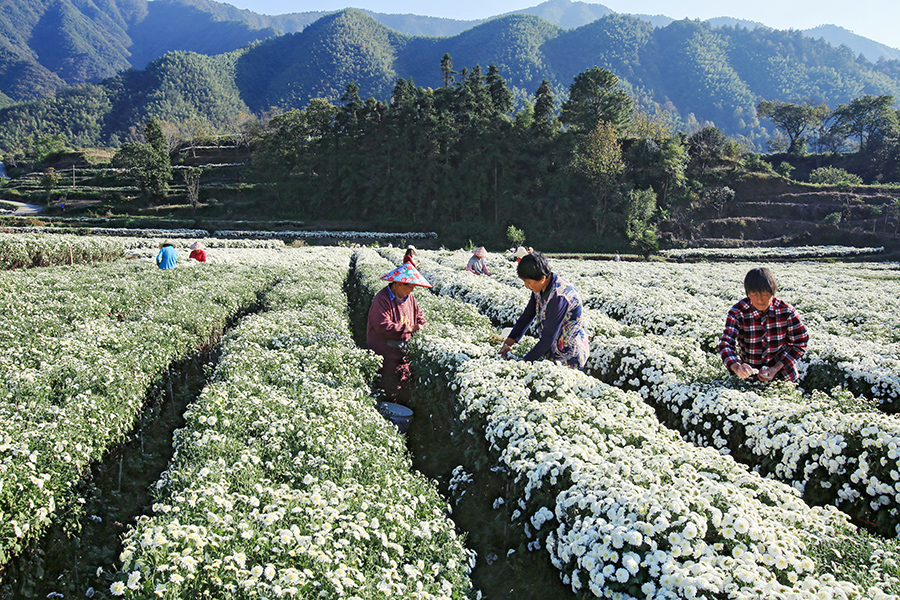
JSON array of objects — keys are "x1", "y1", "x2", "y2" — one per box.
[
  {"x1": 0, "y1": 257, "x2": 283, "y2": 568},
  {"x1": 4, "y1": 240, "x2": 900, "y2": 599},
  {"x1": 373, "y1": 247, "x2": 900, "y2": 598},
  {"x1": 0, "y1": 232, "x2": 126, "y2": 268},
  {"x1": 107, "y1": 249, "x2": 474, "y2": 598},
  {"x1": 659, "y1": 245, "x2": 885, "y2": 260}
]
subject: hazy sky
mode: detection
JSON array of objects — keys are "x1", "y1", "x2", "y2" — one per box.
[{"x1": 217, "y1": 0, "x2": 900, "y2": 50}]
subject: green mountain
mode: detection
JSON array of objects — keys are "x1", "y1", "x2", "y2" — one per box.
[
  {"x1": 2, "y1": 0, "x2": 898, "y2": 110},
  {"x1": 235, "y1": 10, "x2": 408, "y2": 113},
  {"x1": 2, "y1": 8, "x2": 900, "y2": 153},
  {"x1": 125, "y1": 0, "x2": 283, "y2": 68},
  {"x1": 0, "y1": 0, "x2": 141, "y2": 103},
  {"x1": 803, "y1": 25, "x2": 900, "y2": 63}
]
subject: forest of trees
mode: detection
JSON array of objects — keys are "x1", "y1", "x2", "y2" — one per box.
[
  {"x1": 6, "y1": 51, "x2": 897, "y2": 254},
  {"x1": 7, "y1": 49, "x2": 900, "y2": 253},
  {"x1": 242, "y1": 61, "x2": 677, "y2": 253},
  {"x1": 4, "y1": 8, "x2": 900, "y2": 157}
]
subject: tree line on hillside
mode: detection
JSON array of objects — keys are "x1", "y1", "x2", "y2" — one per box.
[
  {"x1": 240, "y1": 57, "x2": 900, "y2": 251},
  {"x1": 757, "y1": 95, "x2": 900, "y2": 183},
  {"x1": 246, "y1": 58, "x2": 684, "y2": 253},
  {"x1": 14, "y1": 57, "x2": 900, "y2": 253}
]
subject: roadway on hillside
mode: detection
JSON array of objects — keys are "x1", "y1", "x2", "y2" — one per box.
[{"x1": 0, "y1": 200, "x2": 45, "y2": 215}]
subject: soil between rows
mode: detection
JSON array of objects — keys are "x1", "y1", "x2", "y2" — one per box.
[{"x1": 5, "y1": 264, "x2": 568, "y2": 600}]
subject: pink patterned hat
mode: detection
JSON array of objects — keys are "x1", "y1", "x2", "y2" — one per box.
[
  {"x1": 472, "y1": 246, "x2": 488, "y2": 258},
  {"x1": 381, "y1": 263, "x2": 432, "y2": 288}
]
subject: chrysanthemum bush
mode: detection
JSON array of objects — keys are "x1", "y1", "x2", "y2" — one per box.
[
  {"x1": 110, "y1": 251, "x2": 475, "y2": 599},
  {"x1": 413, "y1": 250, "x2": 900, "y2": 540},
  {"x1": 454, "y1": 360, "x2": 900, "y2": 599},
  {"x1": 654, "y1": 380, "x2": 900, "y2": 537},
  {"x1": 800, "y1": 331, "x2": 900, "y2": 410},
  {"x1": 0, "y1": 260, "x2": 277, "y2": 564},
  {"x1": 585, "y1": 333, "x2": 722, "y2": 399},
  {"x1": 0, "y1": 232, "x2": 125, "y2": 268},
  {"x1": 387, "y1": 261, "x2": 900, "y2": 598},
  {"x1": 547, "y1": 257, "x2": 900, "y2": 407},
  {"x1": 660, "y1": 245, "x2": 885, "y2": 260},
  {"x1": 2, "y1": 226, "x2": 210, "y2": 239}
]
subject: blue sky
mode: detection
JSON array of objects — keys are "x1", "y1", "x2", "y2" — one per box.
[{"x1": 216, "y1": 0, "x2": 900, "y2": 51}]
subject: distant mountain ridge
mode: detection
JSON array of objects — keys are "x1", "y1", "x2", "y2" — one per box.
[
  {"x1": 1, "y1": 0, "x2": 898, "y2": 108},
  {"x1": 802, "y1": 24, "x2": 900, "y2": 63},
  {"x1": 3, "y1": 6, "x2": 900, "y2": 156}
]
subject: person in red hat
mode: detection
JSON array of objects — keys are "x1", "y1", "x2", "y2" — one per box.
[{"x1": 366, "y1": 263, "x2": 432, "y2": 403}]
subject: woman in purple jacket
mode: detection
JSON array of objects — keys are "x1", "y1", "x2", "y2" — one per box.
[{"x1": 499, "y1": 252, "x2": 589, "y2": 369}]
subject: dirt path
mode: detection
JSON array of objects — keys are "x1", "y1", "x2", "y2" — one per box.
[{"x1": 0, "y1": 200, "x2": 44, "y2": 215}]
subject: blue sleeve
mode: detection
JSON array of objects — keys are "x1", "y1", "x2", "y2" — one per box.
[
  {"x1": 523, "y1": 296, "x2": 568, "y2": 362},
  {"x1": 509, "y1": 294, "x2": 537, "y2": 341}
]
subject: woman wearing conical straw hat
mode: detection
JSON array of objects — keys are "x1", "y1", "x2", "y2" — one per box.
[
  {"x1": 156, "y1": 240, "x2": 177, "y2": 269},
  {"x1": 189, "y1": 241, "x2": 207, "y2": 262},
  {"x1": 466, "y1": 246, "x2": 490, "y2": 275},
  {"x1": 366, "y1": 263, "x2": 431, "y2": 404}
]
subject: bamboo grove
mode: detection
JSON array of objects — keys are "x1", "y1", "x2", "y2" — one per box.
[{"x1": 248, "y1": 62, "x2": 687, "y2": 253}]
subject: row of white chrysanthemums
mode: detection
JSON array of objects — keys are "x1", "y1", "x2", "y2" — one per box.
[
  {"x1": 0, "y1": 232, "x2": 125, "y2": 268},
  {"x1": 552, "y1": 257, "x2": 900, "y2": 407},
  {"x1": 0, "y1": 252, "x2": 285, "y2": 565},
  {"x1": 401, "y1": 249, "x2": 900, "y2": 538},
  {"x1": 0, "y1": 231, "x2": 289, "y2": 269},
  {"x1": 2, "y1": 225, "x2": 437, "y2": 241},
  {"x1": 369, "y1": 247, "x2": 900, "y2": 599},
  {"x1": 660, "y1": 245, "x2": 885, "y2": 260},
  {"x1": 108, "y1": 249, "x2": 475, "y2": 598}
]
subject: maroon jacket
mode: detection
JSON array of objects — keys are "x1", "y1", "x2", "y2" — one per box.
[
  {"x1": 366, "y1": 285, "x2": 426, "y2": 397},
  {"x1": 366, "y1": 285, "x2": 426, "y2": 358}
]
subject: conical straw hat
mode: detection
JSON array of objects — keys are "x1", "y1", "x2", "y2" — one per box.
[{"x1": 380, "y1": 263, "x2": 432, "y2": 288}]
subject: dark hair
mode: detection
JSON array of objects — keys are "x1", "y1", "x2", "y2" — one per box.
[
  {"x1": 744, "y1": 267, "x2": 777, "y2": 295},
  {"x1": 404, "y1": 248, "x2": 414, "y2": 257},
  {"x1": 517, "y1": 251, "x2": 552, "y2": 280}
]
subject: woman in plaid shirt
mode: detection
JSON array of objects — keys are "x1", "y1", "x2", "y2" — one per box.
[{"x1": 719, "y1": 267, "x2": 809, "y2": 382}]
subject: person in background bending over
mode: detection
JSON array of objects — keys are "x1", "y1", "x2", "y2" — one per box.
[
  {"x1": 367, "y1": 263, "x2": 431, "y2": 404},
  {"x1": 403, "y1": 245, "x2": 418, "y2": 267},
  {"x1": 189, "y1": 241, "x2": 207, "y2": 262},
  {"x1": 466, "y1": 246, "x2": 490, "y2": 275},
  {"x1": 499, "y1": 252, "x2": 589, "y2": 369},
  {"x1": 156, "y1": 240, "x2": 177, "y2": 269},
  {"x1": 719, "y1": 266, "x2": 808, "y2": 382}
]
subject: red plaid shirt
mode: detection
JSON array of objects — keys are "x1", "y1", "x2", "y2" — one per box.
[{"x1": 719, "y1": 297, "x2": 808, "y2": 381}]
